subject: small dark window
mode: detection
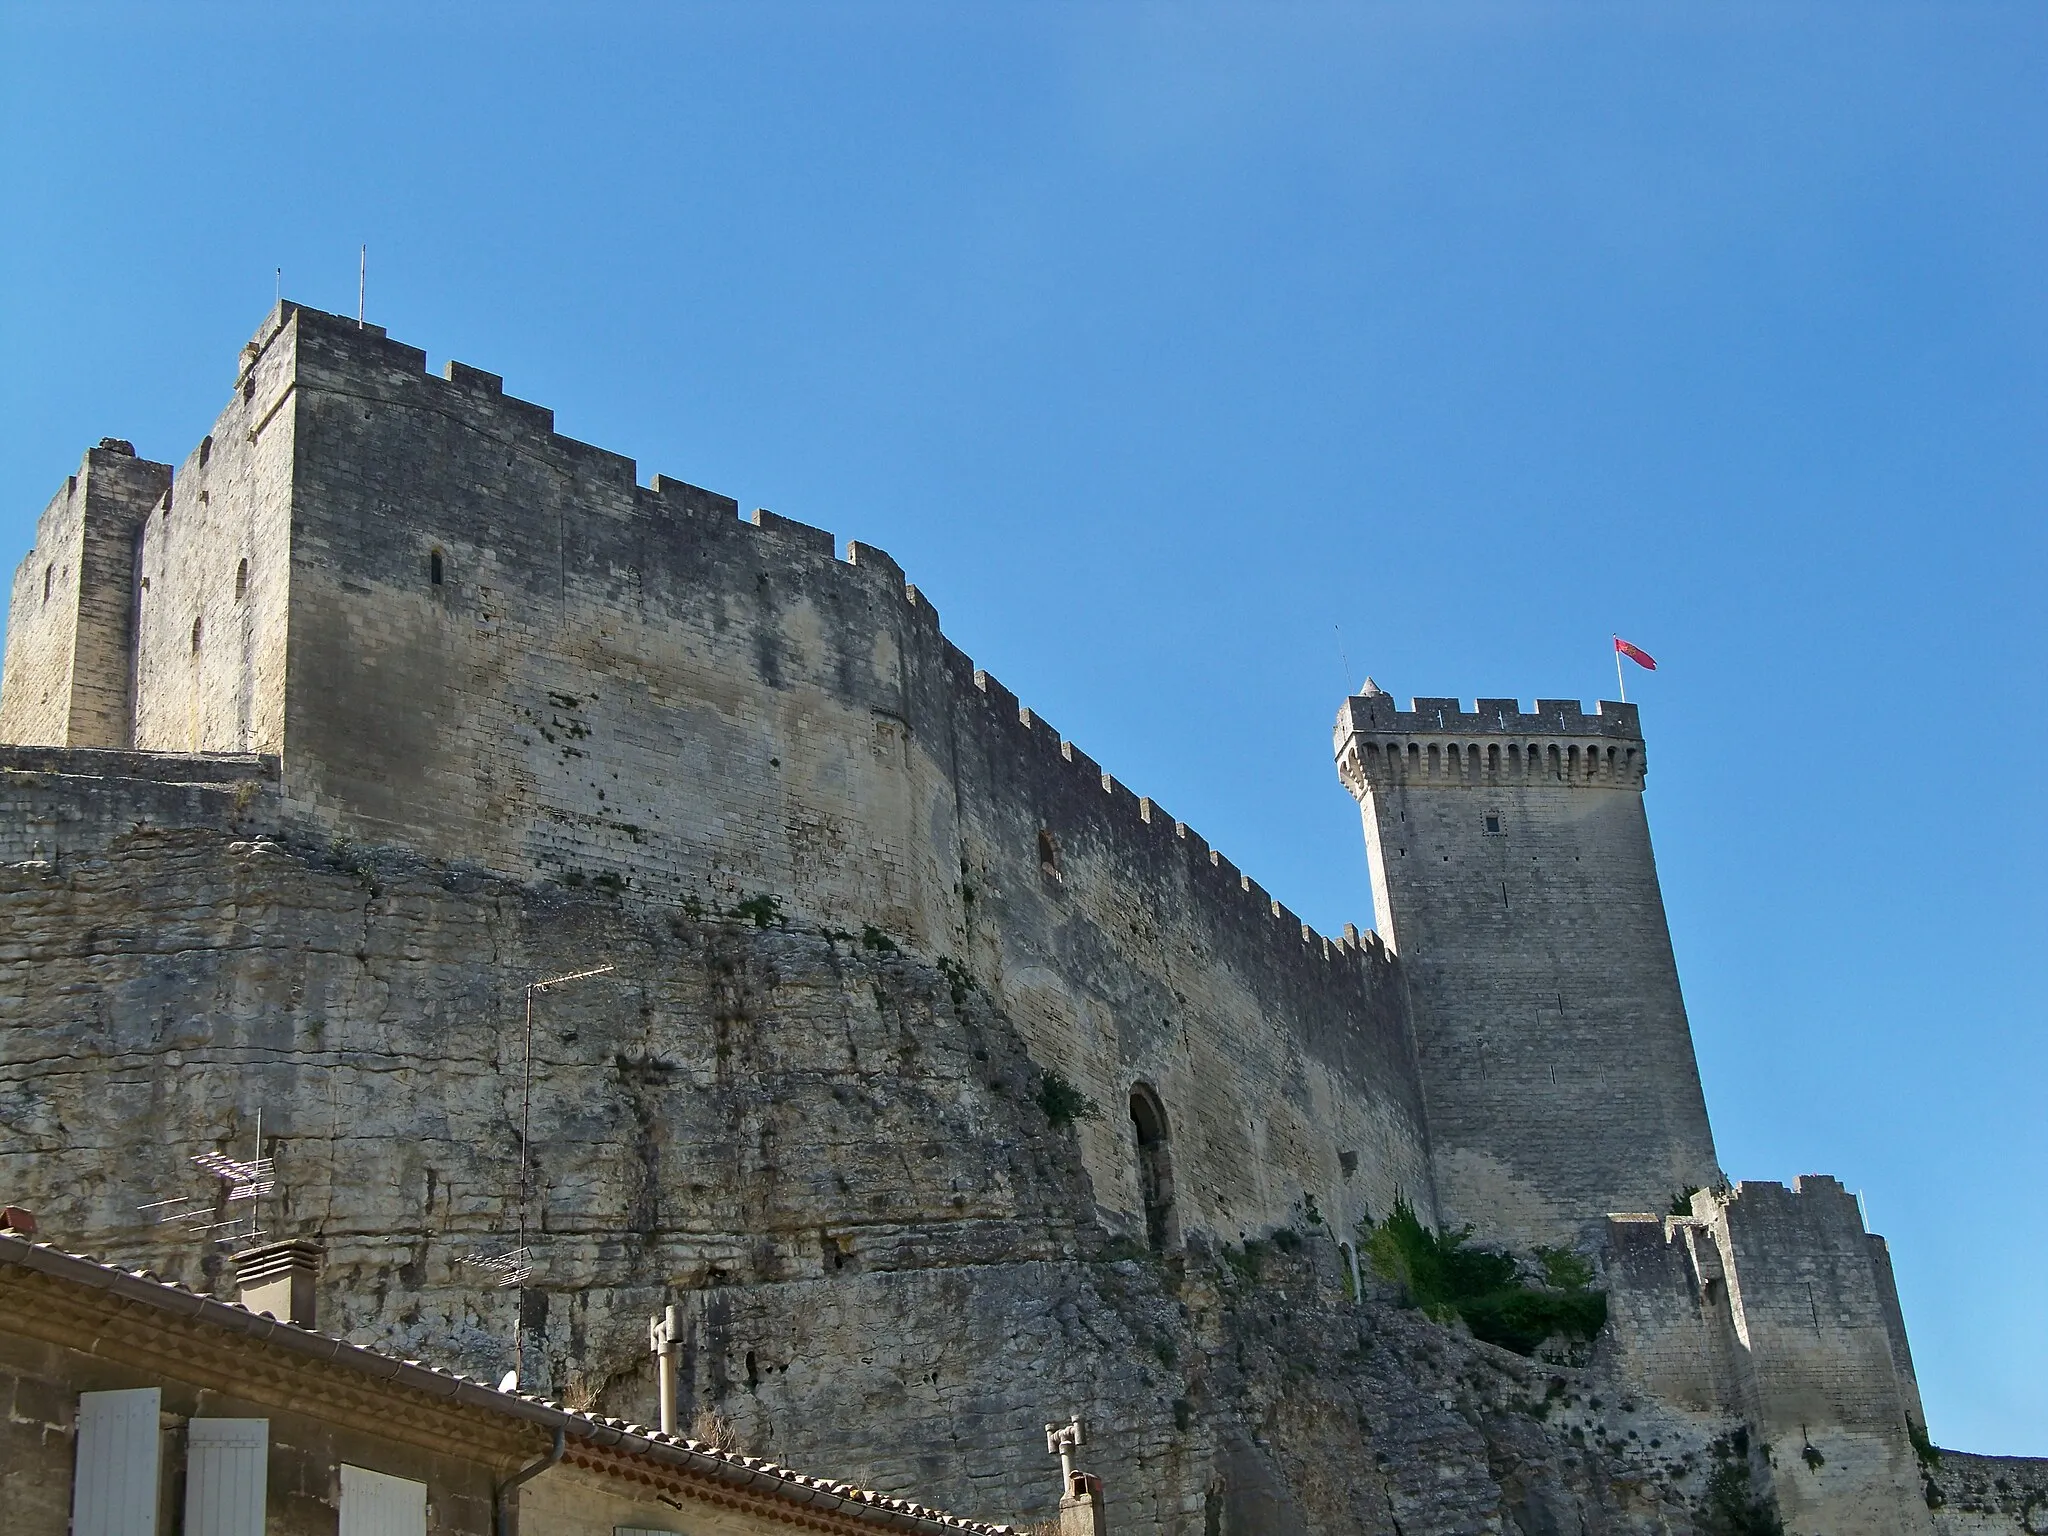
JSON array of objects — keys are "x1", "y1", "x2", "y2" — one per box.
[
  {"x1": 1483, "y1": 814, "x2": 1502, "y2": 835},
  {"x1": 1038, "y1": 828, "x2": 1061, "y2": 881},
  {"x1": 42, "y1": 566, "x2": 51, "y2": 603},
  {"x1": 430, "y1": 549, "x2": 444, "y2": 586},
  {"x1": 243, "y1": 377, "x2": 256, "y2": 403},
  {"x1": 198, "y1": 435, "x2": 213, "y2": 467},
  {"x1": 234, "y1": 559, "x2": 248, "y2": 599},
  {"x1": 190, "y1": 615, "x2": 203, "y2": 653},
  {"x1": 1339, "y1": 1149, "x2": 1359, "y2": 1179}
]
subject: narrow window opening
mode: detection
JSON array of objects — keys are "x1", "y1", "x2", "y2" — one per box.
[
  {"x1": 42, "y1": 565, "x2": 52, "y2": 603},
  {"x1": 198, "y1": 435, "x2": 213, "y2": 467},
  {"x1": 190, "y1": 616, "x2": 203, "y2": 654},
  {"x1": 1484, "y1": 814, "x2": 1502, "y2": 835},
  {"x1": 1130, "y1": 1083, "x2": 1178, "y2": 1253},
  {"x1": 234, "y1": 559, "x2": 248, "y2": 599},
  {"x1": 1038, "y1": 828, "x2": 1061, "y2": 881},
  {"x1": 430, "y1": 548, "x2": 444, "y2": 586}
]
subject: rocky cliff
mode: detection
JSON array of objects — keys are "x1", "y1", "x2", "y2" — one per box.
[{"x1": 0, "y1": 790, "x2": 1782, "y2": 1535}]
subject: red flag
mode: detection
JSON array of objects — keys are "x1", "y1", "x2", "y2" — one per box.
[{"x1": 1614, "y1": 637, "x2": 1657, "y2": 671}]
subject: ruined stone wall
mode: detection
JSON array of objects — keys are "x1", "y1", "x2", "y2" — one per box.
[
  {"x1": 1704, "y1": 1179, "x2": 1931, "y2": 1535},
  {"x1": 1601, "y1": 1188, "x2": 1959, "y2": 1535},
  {"x1": 0, "y1": 444, "x2": 170, "y2": 748},
  {"x1": 131, "y1": 312, "x2": 299, "y2": 755},
  {"x1": 1599, "y1": 1216, "x2": 1727, "y2": 1417},
  {"x1": 1335, "y1": 696, "x2": 1721, "y2": 1247},
  {"x1": 1927, "y1": 1453, "x2": 2048, "y2": 1535},
  {"x1": 0, "y1": 745, "x2": 277, "y2": 866}
]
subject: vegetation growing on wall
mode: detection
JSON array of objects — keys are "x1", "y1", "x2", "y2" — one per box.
[
  {"x1": 1358, "y1": 1200, "x2": 1606, "y2": 1357},
  {"x1": 1035, "y1": 1069, "x2": 1101, "y2": 1129},
  {"x1": 1699, "y1": 1429, "x2": 1784, "y2": 1536},
  {"x1": 730, "y1": 893, "x2": 785, "y2": 927}
]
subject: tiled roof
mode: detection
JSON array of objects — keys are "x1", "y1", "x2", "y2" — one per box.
[{"x1": 0, "y1": 1234, "x2": 1014, "y2": 1536}]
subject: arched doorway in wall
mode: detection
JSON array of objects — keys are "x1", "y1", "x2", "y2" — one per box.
[{"x1": 1129, "y1": 1083, "x2": 1178, "y2": 1253}]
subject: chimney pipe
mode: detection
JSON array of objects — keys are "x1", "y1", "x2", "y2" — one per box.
[{"x1": 233, "y1": 1240, "x2": 323, "y2": 1327}]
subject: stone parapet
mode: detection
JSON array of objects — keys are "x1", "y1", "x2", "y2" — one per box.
[{"x1": 1335, "y1": 693, "x2": 1645, "y2": 795}]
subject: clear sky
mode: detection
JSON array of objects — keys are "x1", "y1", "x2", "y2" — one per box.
[{"x1": 4, "y1": 3, "x2": 2042, "y2": 1451}]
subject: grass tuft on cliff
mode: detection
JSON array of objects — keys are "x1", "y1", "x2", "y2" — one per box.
[{"x1": 1359, "y1": 1199, "x2": 1607, "y2": 1357}]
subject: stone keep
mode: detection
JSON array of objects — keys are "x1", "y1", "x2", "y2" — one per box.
[{"x1": 1334, "y1": 689, "x2": 1722, "y2": 1245}]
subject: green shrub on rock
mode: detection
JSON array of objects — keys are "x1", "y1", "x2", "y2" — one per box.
[{"x1": 1359, "y1": 1199, "x2": 1608, "y2": 1357}]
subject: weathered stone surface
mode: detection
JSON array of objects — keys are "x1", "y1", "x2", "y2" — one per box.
[
  {"x1": 1, "y1": 818, "x2": 1746, "y2": 1534},
  {"x1": 7, "y1": 301, "x2": 2036, "y2": 1533}
]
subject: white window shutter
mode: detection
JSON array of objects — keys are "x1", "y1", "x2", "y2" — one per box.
[
  {"x1": 339, "y1": 1463, "x2": 428, "y2": 1536},
  {"x1": 185, "y1": 1419, "x2": 269, "y2": 1536},
  {"x1": 72, "y1": 1387, "x2": 162, "y2": 1536}
]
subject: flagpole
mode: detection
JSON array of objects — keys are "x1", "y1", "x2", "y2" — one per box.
[{"x1": 1614, "y1": 636, "x2": 1626, "y2": 703}]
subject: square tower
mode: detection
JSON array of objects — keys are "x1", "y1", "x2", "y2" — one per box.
[
  {"x1": 0, "y1": 442, "x2": 171, "y2": 748},
  {"x1": 1335, "y1": 687, "x2": 1721, "y2": 1246}
]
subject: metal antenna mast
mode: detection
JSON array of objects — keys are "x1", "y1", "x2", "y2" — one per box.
[
  {"x1": 460, "y1": 962, "x2": 615, "y2": 1388},
  {"x1": 516, "y1": 964, "x2": 614, "y2": 1256},
  {"x1": 139, "y1": 1108, "x2": 277, "y2": 1248}
]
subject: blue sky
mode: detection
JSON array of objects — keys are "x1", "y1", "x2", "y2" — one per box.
[{"x1": 4, "y1": 3, "x2": 2042, "y2": 1450}]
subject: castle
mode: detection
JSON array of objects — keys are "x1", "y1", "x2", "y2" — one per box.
[{"x1": 2, "y1": 302, "x2": 2039, "y2": 1535}]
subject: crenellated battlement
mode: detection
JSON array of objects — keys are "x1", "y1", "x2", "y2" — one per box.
[
  {"x1": 261, "y1": 301, "x2": 1393, "y2": 975},
  {"x1": 1334, "y1": 688, "x2": 1646, "y2": 796}
]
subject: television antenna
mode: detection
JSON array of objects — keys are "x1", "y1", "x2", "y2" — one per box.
[
  {"x1": 456, "y1": 1246, "x2": 534, "y2": 1289},
  {"x1": 139, "y1": 1109, "x2": 277, "y2": 1247},
  {"x1": 459, "y1": 961, "x2": 616, "y2": 1386}
]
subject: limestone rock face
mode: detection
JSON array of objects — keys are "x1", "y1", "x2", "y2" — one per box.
[{"x1": 0, "y1": 824, "x2": 1738, "y2": 1534}]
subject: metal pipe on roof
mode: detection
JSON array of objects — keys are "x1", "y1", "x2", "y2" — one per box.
[{"x1": 494, "y1": 1424, "x2": 564, "y2": 1536}]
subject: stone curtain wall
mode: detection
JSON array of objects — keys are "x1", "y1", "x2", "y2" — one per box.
[
  {"x1": 1600, "y1": 1183, "x2": 1945, "y2": 1536},
  {"x1": 944, "y1": 672, "x2": 1431, "y2": 1248},
  {"x1": 0, "y1": 445, "x2": 171, "y2": 748},
  {"x1": 207, "y1": 304, "x2": 1436, "y2": 1250},
  {"x1": 1335, "y1": 696, "x2": 1722, "y2": 1247}
]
